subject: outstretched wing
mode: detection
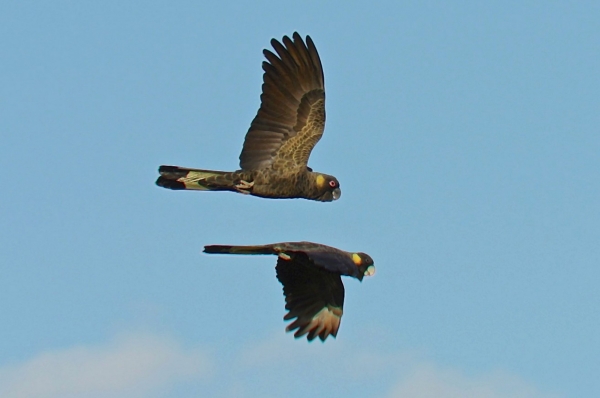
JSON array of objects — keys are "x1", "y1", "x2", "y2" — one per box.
[
  {"x1": 275, "y1": 254, "x2": 344, "y2": 342},
  {"x1": 239, "y1": 32, "x2": 326, "y2": 171}
]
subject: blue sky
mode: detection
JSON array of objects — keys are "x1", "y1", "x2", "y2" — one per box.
[{"x1": 1, "y1": 1, "x2": 598, "y2": 397}]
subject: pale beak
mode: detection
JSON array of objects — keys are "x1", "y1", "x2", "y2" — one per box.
[{"x1": 332, "y1": 188, "x2": 341, "y2": 200}]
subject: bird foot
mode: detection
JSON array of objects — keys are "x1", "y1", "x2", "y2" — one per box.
[{"x1": 234, "y1": 180, "x2": 254, "y2": 194}]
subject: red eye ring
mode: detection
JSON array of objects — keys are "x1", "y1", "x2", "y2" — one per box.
[{"x1": 329, "y1": 180, "x2": 336, "y2": 188}]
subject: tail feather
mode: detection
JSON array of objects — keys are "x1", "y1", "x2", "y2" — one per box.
[
  {"x1": 156, "y1": 165, "x2": 234, "y2": 191},
  {"x1": 203, "y1": 244, "x2": 276, "y2": 255}
]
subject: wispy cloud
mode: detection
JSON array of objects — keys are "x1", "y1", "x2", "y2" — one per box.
[
  {"x1": 233, "y1": 331, "x2": 560, "y2": 398},
  {"x1": 0, "y1": 333, "x2": 212, "y2": 398},
  {"x1": 0, "y1": 330, "x2": 561, "y2": 398},
  {"x1": 387, "y1": 362, "x2": 561, "y2": 398}
]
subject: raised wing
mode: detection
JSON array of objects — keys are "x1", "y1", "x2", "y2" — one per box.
[
  {"x1": 239, "y1": 32, "x2": 326, "y2": 171},
  {"x1": 276, "y1": 254, "x2": 344, "y2": 341}
]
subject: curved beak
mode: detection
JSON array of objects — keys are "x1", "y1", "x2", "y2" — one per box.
[
  {"x1": 363, "y1": 265, "x2": 376, "y2": 277},
  {"x1": 332, "y1": 188, "x2": 341, "y2": 201}
]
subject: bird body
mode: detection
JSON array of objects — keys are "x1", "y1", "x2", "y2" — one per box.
[
  {"x1": 158, "y1": 165, "x2": 336, "y2": 200},
  {"x1": 203, "y1": 241, "x2": 375, "y2": 341},
  {"x1": 156, "y1": 33, "x2": 341, "y2": 202}
]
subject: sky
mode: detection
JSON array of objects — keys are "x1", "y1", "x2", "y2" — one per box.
[{"x1": 1, "y1": 1, "x2": 598, "y2": 397}]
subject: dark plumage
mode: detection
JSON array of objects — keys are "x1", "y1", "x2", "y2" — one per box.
[
  {"x1": 156, "y1": 33, "x2": 341, "y2": 202},
  {"x1": 203, "y1": 241, "x2": 375, "y2": 341}
]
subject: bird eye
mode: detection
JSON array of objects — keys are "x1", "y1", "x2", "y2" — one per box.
[{"x1": 329, "y1": 180, "x2": 336, "y2": 188}]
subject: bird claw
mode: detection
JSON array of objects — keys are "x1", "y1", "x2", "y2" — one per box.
[{"x1": 234, "y1": 180, "x2": 254, "y2": 194}]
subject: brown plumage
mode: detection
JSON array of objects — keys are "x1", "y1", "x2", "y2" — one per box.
[
  {"x1": 203, "y1": 242, "x2": 375, "y2": 341},
  {"x1": 156, "y1": 33, "x2": 341, "y2": 202}
]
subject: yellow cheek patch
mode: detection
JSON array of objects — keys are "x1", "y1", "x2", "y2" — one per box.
[
  {"x1": 316, "y1": 175, "x2": 325, "y2": 188},
  {"x1": 352, "y1": 253, "x2": 362, "y2": 266}
]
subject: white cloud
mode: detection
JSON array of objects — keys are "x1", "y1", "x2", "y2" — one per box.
[
  {"x1": 0, "y1": 330, "x2": 561, "y2": 398},
  {"x1": 233, "y1": 331, "x2": 560, "y2": 398},
  {"x1": 387, "y1": 362, "x2": 561, "y2": 398},
  {"x1": 0, "y1": 333, "x2": 212, "y2": 398}
]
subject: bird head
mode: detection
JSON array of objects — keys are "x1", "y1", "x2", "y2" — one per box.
[
  {"x1": 351, "y1": 252, "x2": 375, "y2": 281},
  {"x1": 314, "y1": 173, "x2": 341, "y2": 201}
]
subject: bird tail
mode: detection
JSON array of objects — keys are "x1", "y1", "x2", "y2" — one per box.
[
  {"x1": 156, "y1": 165, "x2": 239, "y2": 191},
  {"x1": 203, "y1": 244, "x2": 276, "y2": 255}
]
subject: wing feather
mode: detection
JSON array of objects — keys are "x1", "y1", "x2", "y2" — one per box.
[
  {"x1": 276, "y1": 254, "x2": 344, "y2": 342},
  {"x1": 239, "y1": 33, "x2": 326, "y2": 171}
]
